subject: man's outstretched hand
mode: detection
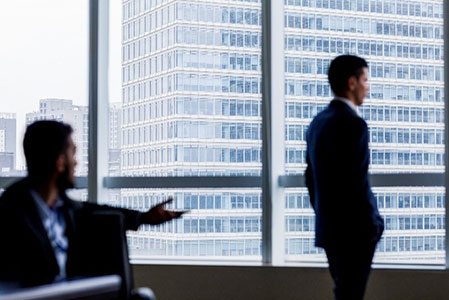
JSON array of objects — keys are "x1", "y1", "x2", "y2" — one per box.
[{"x1": 140, "y1": 198, "x2": 186, "y2": 225}]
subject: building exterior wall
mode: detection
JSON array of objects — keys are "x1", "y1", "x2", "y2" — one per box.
[
  {"x1": 0, "y1": 113, "x2": 16, "y2": 174},
  {"x1": 121, "y1": 0, "x2": 444, "y2": 264},
  {"x1": 26, "y1": 99, "x2": 89, "y2": 176},
  {"x1": 109, "y1": 102, "x2": 122, "y2": 176},
  {"x1": 0, "y1": 153, "x2": 14, "y2": 172}
]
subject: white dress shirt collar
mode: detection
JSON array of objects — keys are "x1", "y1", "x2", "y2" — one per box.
[{"x1": 334, "y1": 96, "x2": 359, "y2": 115}]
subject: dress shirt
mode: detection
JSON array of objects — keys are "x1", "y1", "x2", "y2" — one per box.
[{"x1": 30, "y1": 190, "x2": 68, "y2": 281}]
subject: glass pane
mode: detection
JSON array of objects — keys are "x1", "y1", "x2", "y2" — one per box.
[
  {"x1": 109, "y1": 188, "x2": 261, "y2": 261},
  {"x1": 285, "y1": 188, "x2": 324, "y2": 261},
  {"x1": 284, "y1": 0, "x2": 445, "y2": 264},
  {"x1": 373, "y1": 187, "x2": 444, "y2": 264},
  {"x1": 0, "y1": 0, "x2": 89, "y2": 178},
  {"x1": 107, "y1": 0, "x2": 263, "y2": 261}
]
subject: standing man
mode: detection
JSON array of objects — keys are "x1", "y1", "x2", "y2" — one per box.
[
  {"x1": 305, "y1": 55, "x2": 384, "y2": 300},
  {"x1": 0, "y1": 120, "x2": 184, "y2": 287}
]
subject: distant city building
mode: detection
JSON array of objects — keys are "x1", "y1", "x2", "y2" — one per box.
[
  {"x1": 25, "y1": 99, "x2": 124, "y2": 179},
  {"x1": 105, "y1": 102, "x2": 123, "y2": 208},
  {"x1": 0, "y1": 153, "x2": 14, "y2": 173},
  {"x1": 0, "y1": 113, "x2": 16, "y2": 174},
  {"x1": 121, "y1": 0, "x2": 263, "y2": 259},
  {"x1": 26, "y1": 99, "x2": 89, "y2": 176},
  {"x1": 109, "y1": 102, "x2": 122, "y2": 176},
  {"x1": 25, "y1": 99, "x2": 123, "y2": 204},
  {"x1": 283, "y1": 0, "x2": 444, "y2": 264},
  {"x1": 120, "y1": 0, "x2": 444, "y2": 263}
]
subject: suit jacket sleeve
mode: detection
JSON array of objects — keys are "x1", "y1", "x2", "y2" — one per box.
[
  {"x1": 345, "y1": 118, "x2": 373, "y2": 210},
  {"x1": 352, "y1": 118, "x2": 384, "y2": 238},
  {"x1": 80, "y1": 202, "x2": 142, "y2": 231},
  {"x1": 305, "y1": 149, "x2": 315, "y2": 211}
]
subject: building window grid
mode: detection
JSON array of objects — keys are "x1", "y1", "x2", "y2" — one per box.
[
  {"x1": 283, "y1": 189, "x2": 445, "y2": 257},
  {"x1": 100, "y1": 0, "x2": 442, "y2": 262},
  {"x1": 283, "y1": 0, "x2": 443, "y2": 20},
  {"x1": 284, "y1": 34, "x2": 444, "y2": 61}
]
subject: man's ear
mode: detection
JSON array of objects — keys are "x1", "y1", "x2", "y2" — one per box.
[
  {"x1": 347, "y1": 76, "x2": 356, "y2": 91},
  {"x1": 55, "y1": 154, "x2": 65, "y2": 173}
]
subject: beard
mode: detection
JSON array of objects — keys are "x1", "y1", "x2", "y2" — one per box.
[{"x1": 56, "y1": 162, "x2": 74, "y2": 192}]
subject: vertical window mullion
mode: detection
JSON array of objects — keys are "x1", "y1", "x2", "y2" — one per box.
[
  {"x1": 261, "y1": 0, "x2": 285, "y2": 265},
  {"x1": 443, "y1": 0, "x2": 449, "y2": 270},
  {"x1": 88, "y1": 0, "x2": 110, "y2": 204}
]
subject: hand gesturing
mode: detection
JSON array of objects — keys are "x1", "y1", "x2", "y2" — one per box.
[{"x1": 141, "y1": 198, "x2": 186, "y2": 225}]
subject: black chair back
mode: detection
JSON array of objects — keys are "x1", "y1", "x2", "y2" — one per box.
[{"x1": 68, "y1": 211, "x2": 133, "y2": 300}]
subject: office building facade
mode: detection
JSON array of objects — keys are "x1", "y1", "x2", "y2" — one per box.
[
  {"x1": 283, "y1": 0, "x2": 444, "y2": 264},
  {"x1": 26, "y1": 99, "x2": 89, "y2": 176},
  {"x1": 121, "y1": 0, "x2": 444, "y2": 263},
  {"x1": 0, "y1": 113, "x2": 16, "y2": 174},
  {"x1": 121, "y1": 0, "x2": 263, "y2": 259},
  {"x1": 109, "y1": 102, "x2": 123, "y2": 177}
]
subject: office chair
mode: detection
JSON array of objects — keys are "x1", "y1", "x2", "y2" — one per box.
[{"x1": 68, "y1": 211, "x2": 155, "y2": 300}]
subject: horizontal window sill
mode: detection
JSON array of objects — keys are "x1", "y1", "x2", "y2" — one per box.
[
  {"x1": 130, "y1": 257, "x2": 447, "y2": 271},
  {"x1": 0, "y1": 174, "x2": 444, "y2": 190}
]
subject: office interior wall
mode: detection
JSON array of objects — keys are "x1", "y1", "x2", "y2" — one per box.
[{"x1": 133, "y1": 265, "x2": 449, "y2": 300}]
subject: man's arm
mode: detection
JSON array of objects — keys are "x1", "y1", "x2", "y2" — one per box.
[
  {"x1": 304, "y1": 126, "x2": 316, "y2": 211},
  {"x1": 138, "y1": 199, "x2": 185, "y2": 225},
  {"x1": 305, "y1": 150, "x2": 315, "y2": 211},
  {"x1": 344, "y1": 118, "x2": 380, "y2": 219},
  {"x1": 81, "y1": 199, "x2": 185, "y2": 231},
  {"x1": 352, "y1": 118, "x2": 370, "y2": 192},
  {"x1": 354, "y1": 119, "x2": 384, "y2": 241}
]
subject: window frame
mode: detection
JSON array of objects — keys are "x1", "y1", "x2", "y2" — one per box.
[{"x1": 0, "y1": 0, "x2": 447, "y2": 269}]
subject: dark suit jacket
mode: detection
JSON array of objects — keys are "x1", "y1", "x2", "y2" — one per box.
[
  {"x1": 305, "y1": 100, "x2": 384, "y2": 248},
  {"x1": 0, "y1": 178, "x2": 142, "y2": 287}
]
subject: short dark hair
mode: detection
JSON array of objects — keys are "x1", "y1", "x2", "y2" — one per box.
[
  {"x1": 23, "y1": 120, "x2": 73, "y2": 183},
  {"x1": 327, "y1": 55, "x2": 368, "y2": 96}
]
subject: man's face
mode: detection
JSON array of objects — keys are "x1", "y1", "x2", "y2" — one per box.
[
  {"x1": 58, "y1": 135, "x2": 77, "y2": 190},
  {"x1": 352, "y1": 67, "x2": 369, "y2": 106}
]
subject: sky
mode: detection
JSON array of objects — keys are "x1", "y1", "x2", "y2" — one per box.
[{"x1": 0, "y1": 0, "x2": 121, "y2": 168}]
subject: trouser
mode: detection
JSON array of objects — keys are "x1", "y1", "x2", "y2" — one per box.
[{"x1": 324, "y1": 241, "x2": 377, "y2": 300}]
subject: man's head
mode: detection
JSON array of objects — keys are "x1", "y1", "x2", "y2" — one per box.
[
  {"x1": 23, "y1": 120, "x2": 77, "y2": 190},
  {"x1": 328, "y1": 55, "x2": 369, "y2": 106}
]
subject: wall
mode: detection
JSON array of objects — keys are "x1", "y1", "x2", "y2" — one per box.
[{"x1": 133, "y1": 264, "x2": 449, "y2": 300}]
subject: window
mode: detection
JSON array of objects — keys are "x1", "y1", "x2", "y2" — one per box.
[
  {"x1": 1, "y1": 0, "x2": 445, "y2": 268},
  {"x1": 284, "y1": 0, "x2": 444, "y2": 265},
  {"x1": 112, "y1": 0, "x2": 262, "y2": 260}
]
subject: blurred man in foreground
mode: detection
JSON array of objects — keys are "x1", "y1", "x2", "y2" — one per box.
[{"x1": 0, "y1": 120, "x2": 184, "y2": 287}]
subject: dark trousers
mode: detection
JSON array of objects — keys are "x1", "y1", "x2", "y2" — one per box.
[{"x1": 324, "y1": 242, "x2": 377, "y2": 300}]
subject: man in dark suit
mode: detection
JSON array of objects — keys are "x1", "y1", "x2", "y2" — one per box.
[
  {"x1": 0, "y1": 120, "x2": 184, "y2": 287},
  {"x1": 305, "y1": 55, "x2": 384, "y2": 300}
]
